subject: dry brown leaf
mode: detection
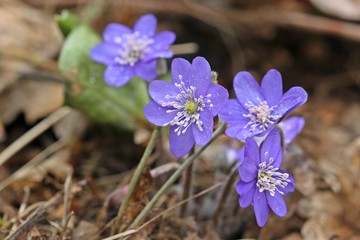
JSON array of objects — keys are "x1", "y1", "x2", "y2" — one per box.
[
  {"x1": 204, "y1": 223, "x2": 222, "y2": 240},
  {"x1": 0, "y1": 0, "x2": 62, "y2": 59},
  {"x1": 0, "y1": 79, "x2": 64, "y2": 124},
  {"x1": 0, "y1": 0, "x2": 63, "y2": 124},
  {"x1": 280, "y1": 232, "x2": 303, "y2": 240},
  {"x1": 284, "y1": 145, "x2": 318, "y2": 196},
  {"x1": 13, "y1": 149, "x2": 72, "y2": 183},
  {"x1": 301, "y1": 214, "x2": 355, "y2": 240},
  {"x1": 53, "y1": 109, "x2": 89, "y2": 141},
  {"x1": 297, "y1": 191, "x2": 344, "y2": 219},
  {"x1": 71, "y1": 220, "x2": 100, "y2": 240},
  {"x1": 119, "y1": 167, "x2": 155, "y2": 232},
  {"x1": 157, "y1": 216, "x2": 199, "y2": 240}
]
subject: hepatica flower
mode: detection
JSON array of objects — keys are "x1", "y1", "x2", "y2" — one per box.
[
  {"x1": 219, "y1": 69, "x2": 307, "y2": 140},
  {"x1": 237, "y1": 128, "x2": 295, "y2": 227},
  {"x1": 236, "y1": 116, "x2": 305, "y2": 166},
  {"x1": 90, "y1": 14, "x2": 175, "y2": 87},
  {"x1": 144, "y1": 57, "x2": 229, "y2": 157}
]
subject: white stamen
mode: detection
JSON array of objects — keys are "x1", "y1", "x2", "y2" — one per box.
[
  {"x1": 256, "y1": 157, "x2": 291, "y2": 196},
  {"x1": 243, "y1": 99, "x2": 281, "y2": 132},
  {"x1": 162, "y1": 76, "x2": 212, "y2": 135},
  {"x1": 114, "y1": 31, "x2": 154, "y2": 67}
]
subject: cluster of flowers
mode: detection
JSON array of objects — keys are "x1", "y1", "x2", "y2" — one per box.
[{"x1": 90, "y1": 14, "x2": 308, "y2": 227}]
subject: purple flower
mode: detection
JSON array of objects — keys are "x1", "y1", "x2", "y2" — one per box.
[
  {"x1": 90, "y1": 14, "x2": 176, "y2": 87},
  {"x1": 219, "y1": 69, "x2": 308, "y2": 140},
  {"x1": 236, "y1": 116, "x2": 305, "y2": 166},
  {"x1": 236, "y1": 128, "x2": 295, "y2": 227},
  {"x1": 144, "y1": 57, "x2": 229, "y2": 157}
]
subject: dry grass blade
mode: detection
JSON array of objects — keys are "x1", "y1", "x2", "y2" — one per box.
[
  {"x1": 103, "y1": 183, "x2": 223, "y2": 240},
  {"x1": 101, "y1": 229, "x2": 138, "y2": 240},
  {"x1": 0, "y1": 106, "x2": 71, "y2": 167},
  {"x1": 61, "y1": 173, "x2": 73, "y2": 230},
  {"x1": 4, "y1": 192, "x2": 64, "y2": 240},
  {"x1": 137, "y1": 182, "x2": 223, "y2": 232},
  {"x1": 0, "y1": 139, "x2": 68, "y2": 192}
]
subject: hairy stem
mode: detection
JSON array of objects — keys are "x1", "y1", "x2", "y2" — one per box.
[
  {"x1": 129, "y1": 121, "x2": 226, "y2": 229},
  {"x1": 179, "y1": 148, "x2": 195, "y2": 217},
  {"x1": 113, "y1": 126, "x2": 161, "y2": 233}
]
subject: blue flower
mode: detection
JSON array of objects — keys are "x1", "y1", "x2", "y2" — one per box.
[
  {"x1": 144, "y1": 57, "x2": 229, "y2": 157},
  {"x1": 90, "y1": 14, "x2": 176, "y2": 87},
  {"x1": 219, "y1": 69, "x2": 308, "y2": 140},
  {"x1": 236, "y1": 128, "x2": 295, "y2": 227},
  {"x1": 236, "y1": 116, "x2": 305, "y2": 165}
]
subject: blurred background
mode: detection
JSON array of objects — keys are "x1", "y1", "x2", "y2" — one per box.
[{"x1": 0, "y1": 0, "x2": 360, "y2": 239}]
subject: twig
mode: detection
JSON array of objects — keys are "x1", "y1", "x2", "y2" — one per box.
[
  {"x1": 128, "y1": 121, "x2": 226, "y2": 229},
  {"x1": 62, "y1": 173, "x2": 73, "y2": 228},
  {"x1": 60, "y1": 211, "x2": 74, "y2": 240},
  {"x1": 170, "y1": 42, "x2": 199, "y2": 55},
  {"x1": 112, "y1": 126, "x2": 161, "y2": 233},
  {"x1": 18, "y1": 187, "x2": 31, "y2": 217},
  {"x1": 132, "y1": 0, "x2": 360, "y2": 42},
  {"x1": 211, "y1": 162, "x2": 239, "y2": 227},
  {"x1": 0, "y1": 48, "x2": 59, "y2": 73},
  {"x1": 101, "y1": 229, "x2": 138, "y2": 240},
  {"x1": 0, "y1": 107, "x2": 71, "y2": 168},
  {"x1": 103, "y1": 183, "x2": 222, "y2": 240},
  {"x1": 4, "y1": 192, "x2": 64, "y2": 240},
  {"x1": 0, "y1": 139, "x2": 68, "y2": 192},
  {"x1": 179, "y1": 148, "x2": 195, "y2": 217},
  {"x1": 150, "y1": 162, "x2": 180, "y2": 178},
  {"x1": 139, "y1": 182, "x2": 223, "y2": 231}
]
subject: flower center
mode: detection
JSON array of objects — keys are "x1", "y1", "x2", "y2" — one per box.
[
  {"x1": 185, "y1": 101, "x2": 198, "y2": 114},
  {"x1": 256, "y1": 157, "x2": 290, "y2": 196},
  {"x1": 161, "y1": 75, "x2": 213, "y2": 135},
  {"x1": 243, "y1": 100, "x2": 281, "y2": 132},
  {"x1": 114, "y1": 31, "x2": 154, "y2": 67}
]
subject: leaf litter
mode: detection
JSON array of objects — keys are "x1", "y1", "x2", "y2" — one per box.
[{"x1": 0, "y1": 0, "x2": 360, "y2": 239}]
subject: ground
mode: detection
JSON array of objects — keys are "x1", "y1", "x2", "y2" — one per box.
[{"x1": 0, "y1": 0, "x2": 360, "y2": 239}]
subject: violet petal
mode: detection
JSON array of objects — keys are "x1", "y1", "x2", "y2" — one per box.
[
  {"x1": 144, "y1": 101, "x2": 177, "y2": 126},
  {"x1": 261, "y1": 69, "x2": 283, "y2": 107},
  {"x1": 134, "y1": 14, "x2": 157, "y2": 36},
  {"x1": 239, "y1": 138, "x2": 259, "y2": 182},
  {"x1": 274, "y1": 86, "x2": 308, "y2": 117},
  {"x1": 148, "y1": 80, "x2": 180, "y2": 106},
  {"x1": 234, "y1": 71, "x2": 265, "y2": 109},
  {"x1": 192, "y1": 110, "x2": 213, "y2": 146},
  {"x1": 185, "y1": 57, "x2": 211, "y2": 96},
  {"x1": 104, "y1": 65, "x2": 134, "y2": 87},
  {"x1": 206, "y1": 84, "x2": 229, "y2": 116},
  {"x1": 103, "y1": 23, "x2": 132, "y2": 43},
  {"x1": 253, "y1": 190, "x2": 270, "y2": 227},
  {"x1": 171, "y1": 58, "x2": 191, "y2": 84},
  {"x1": 134, "y1": 60, "x2": 157, "y2": 81},
  {"x1": 266, "y1": 191, "x2": 287, "y2": 217},
  {"x1": 90, "y1": 43, "x2": 118, "y2": 65},
  {"x1": 236, "y1": 180, "x2": 256, "y2": 208},
  {"x1": 169, "y1": 125, "x2": 195, "y2": 158},
  {"x1": 260, "y1": 128, "x2": 283, "y2": 168}
]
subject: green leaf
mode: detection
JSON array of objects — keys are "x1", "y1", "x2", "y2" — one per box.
[{"x1": 58, "y1": 25, "x2": 150, "y2": 129}]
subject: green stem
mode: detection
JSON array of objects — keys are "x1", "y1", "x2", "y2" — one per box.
[
  {"x1": 179, "y1": 148, "x2": 195, "y2": 217},
  {"x1": 113, "y1": 126, "x2": 161, "y2": 232},
  {"x1": 129, "y1": 122, "x2": 227, "y2": 229}
]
